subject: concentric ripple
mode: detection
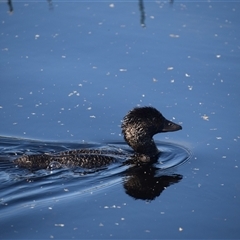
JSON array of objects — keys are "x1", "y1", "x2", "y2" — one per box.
[
  {"x1": 0, "y1": 136, "x2": 191, "y2": 210},
  {"x1": 155, "y1": 141, "x2": 191, "y2": 169}
]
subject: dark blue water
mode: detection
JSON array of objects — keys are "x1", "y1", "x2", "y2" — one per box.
[
  {"x1": 0, "y1": 137, "x2": 190, "y2": 199},
  {"x1": 1, "y1": 1, "x2": 240, "y2": 239},
  {"x1": 0, "y1": 136, "x2": 190, "y2": 238}
]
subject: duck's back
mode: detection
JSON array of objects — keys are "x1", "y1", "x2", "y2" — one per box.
[{"x1": 15, "y1": 148, "x2": 127, "y2": 170}]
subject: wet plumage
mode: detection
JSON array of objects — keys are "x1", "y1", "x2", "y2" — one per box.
[{"x1": 15, "y1": 107, "x2": 182, "y2": 170}]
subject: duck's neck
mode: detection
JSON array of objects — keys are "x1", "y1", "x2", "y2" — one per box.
[
  {"x1": 140, "y1": 138, "x2": 159, "y2": 156},
  {"x1": 128, "y1": 135, "x2": 159, "y2": 157}
]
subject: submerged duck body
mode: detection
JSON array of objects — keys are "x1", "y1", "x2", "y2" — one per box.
[{"x1": 15, "y1": 107, "x2": 182, "y2": 170}]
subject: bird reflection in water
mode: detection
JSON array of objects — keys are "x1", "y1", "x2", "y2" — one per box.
[
  {"x1": 7, "y1": 0, "x2": 13, "y2": 13},
  {"x1": 124, "y1": 163, "x2": 182, "y2": 201},
  {"x1": 6, "y1": 0, "x2": 53, "y2": 13},
  {"x1": 138, "y1": 0, "x2": 174, "y2": 28}
]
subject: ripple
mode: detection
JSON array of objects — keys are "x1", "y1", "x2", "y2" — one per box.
[
  {"x1": 0, "y1": 136, "x2": 191, "y2": 208},
  {"x1": 156, "y1": 141, "x2": 191, "y2": 169},
  {"x1": 107, "y1": 140, "x2": 191, "y2": 170}
]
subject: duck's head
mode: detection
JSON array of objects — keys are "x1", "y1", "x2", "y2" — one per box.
[{"x1": 121, "y1": 107, "x2": 182, "y2": 158}]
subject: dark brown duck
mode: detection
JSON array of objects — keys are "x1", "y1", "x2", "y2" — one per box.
[{"x1": 15, "y1": 107, "x2": 182, "y2": 170}]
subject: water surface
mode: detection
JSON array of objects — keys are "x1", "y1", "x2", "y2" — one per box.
[{"x1": 0, "y1": 1, "x2": 240, "y2": 239}]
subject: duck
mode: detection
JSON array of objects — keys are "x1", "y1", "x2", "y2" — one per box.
[{"x1": 14, "y1": 107, "x2": 182, "y2": 170}]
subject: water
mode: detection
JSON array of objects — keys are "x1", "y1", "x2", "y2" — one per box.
[
  {"x1": 0, "y1": 136, "x2": 190, "y2": 203},
  {"x1": 0, "y1": 137, "x2": 190, "y2": 238},
  {"x1": 1, "y1": 1, "x2": 240, "y2": 239}
]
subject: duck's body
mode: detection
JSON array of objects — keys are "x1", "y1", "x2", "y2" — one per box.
[{"x1": 14, "y1": 107, "x2": 182, "y2": 170}]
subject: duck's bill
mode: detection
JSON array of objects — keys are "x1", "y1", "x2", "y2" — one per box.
[{"x1": 162, "y1": 119, "x2": 182, "y2": 132}]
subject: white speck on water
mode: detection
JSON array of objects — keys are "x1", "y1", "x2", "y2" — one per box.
[
  {"x1": 35, "y1": 34, "x2": 40, "y2": 39},
  {"x1": 0, "y1": 106, "x2": 2, "y2": 109},
  {"x1": 167, "y1": 67, "x2": 174, "y2": 70},
  {"x1": 153, "y1": 78, "x2": 158, "y2": 82},
  {"x1": 52, "y1": 33, "x2": 59, "y2": 38},
  {"x1": 171, "y1": 79, "x2": 175, "y2": 83},
  {"x1": 68, "y1": 91, "x2": 80, "y2": 97},
  {"x1": 30, "y1": 204, "x2": 36, "y2": 209},
  {"x1": 216, "y1": 137, "x2": 222, "y2": 140},
  {"x1": 169, "y1": 34, "x2": 180, "y2": 38},
  {"x1": 179, "y1": 227, "x2": 183, "y2": 232},
  {"x1": 188, "y1": 85, "x2": 193, "y2": 90},
  {"x1": 201, "y1": 114, "x2": 209, "y2": 121},
  {"x1": 99, "y1": 223, "x2": 104, "y2": 227},
  {"x1": 109, "y1": 3, "x2": 114, "y2": 8},
  {"x1": 216, "y1": 54, "x2": 221, "y2": 58},
  {"x1": 185, "y1": 73, "x2": 190, "y2": 77},
  {"x1": 119, "y1": 68, "x2": 127, "y2": 72},
  {"x1": 62, "y1": 55, "x2": 66, "y2": 58},
  {"x1": 54, "y1": 224, "x2": 64, "y2": 227},
  {"x1": 90, "y1": 115, "x2": 96, "y2": 118}
]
